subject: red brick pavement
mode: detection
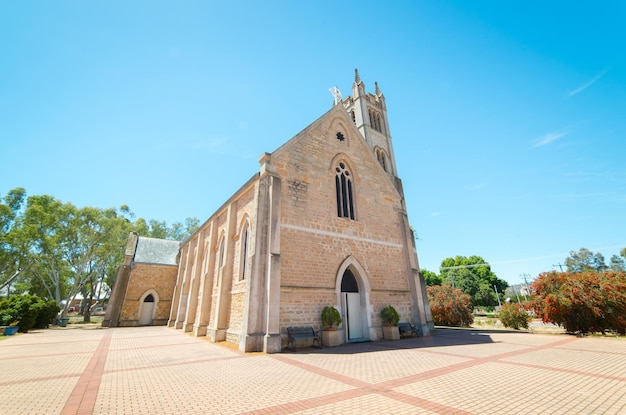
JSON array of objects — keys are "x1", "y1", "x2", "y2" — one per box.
[{"x1": 0, "y1": 326, "x2": 624, "y2": 414}]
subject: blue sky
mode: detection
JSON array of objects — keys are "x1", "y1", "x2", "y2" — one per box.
[{"x1": 1, "y1": 1, "x2": 625, "y2": 285}]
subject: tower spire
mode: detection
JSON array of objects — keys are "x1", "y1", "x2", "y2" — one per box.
[{"x1": 343, "y1": 70, "x2": 398, "y2": 179}]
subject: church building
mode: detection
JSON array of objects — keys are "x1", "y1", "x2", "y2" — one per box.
[{"x1": 104, "y1": 70, "x2": 434, "y2": 353}]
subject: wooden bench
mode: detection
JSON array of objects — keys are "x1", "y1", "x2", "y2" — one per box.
[
  {"x1": 398, "y1": 322, "x2": 418, "y2": 338},
  {"x1": 287, "y1": 326, "x2": 320, "y2": 351}
]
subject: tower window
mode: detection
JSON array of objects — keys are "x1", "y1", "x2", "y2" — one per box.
[
  {"x1": 376, "y1": 148, "x2": 387, "y2": 172},
  {"x1": 335, "y1": 162, "x2": 355, "y2": 220},
  {"x1": 368, "y1": 109, "x2": 382, "y2": 133},
  {"x1": 351, "y1": 110, "x2": 356, "y2": 124}
]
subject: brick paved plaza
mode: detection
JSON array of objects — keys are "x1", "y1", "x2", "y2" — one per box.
[{"x1": 0, "y1": 326, "x2": 624, "y2": 414}]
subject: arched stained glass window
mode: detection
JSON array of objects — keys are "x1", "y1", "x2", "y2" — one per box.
[{"x1": 335, "y1": 162, "x2": 355, "y2": 220}]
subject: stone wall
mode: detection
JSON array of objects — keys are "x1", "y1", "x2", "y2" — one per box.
[{"x1": 118, "y1": 263, "x2": 178, "y2": 326}]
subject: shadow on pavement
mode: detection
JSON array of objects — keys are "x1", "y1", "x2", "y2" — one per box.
[{"x1": 286, "y1": 328, "x2": 500, "y2": 355}]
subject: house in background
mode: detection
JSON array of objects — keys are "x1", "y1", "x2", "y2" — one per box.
[{"x1": 104, "y1": 70, "x2": 434, "y2": 353}]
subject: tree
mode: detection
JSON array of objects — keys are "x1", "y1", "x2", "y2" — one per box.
[
  {"x1": 426, "y1": 284, "x2": 473, "y2": 327},
  {"x1": 564, "y1": 248, "x2": 607, "y2": 273},
  {"x1": 531, "y1": 270, "x2": 626, "y2": 334},
  {"x1": 439, "y1": 255, "x2": 508, "y2": 309},
  {"x1": 421, "y1": 269, "x2": 442, "y2": 286},
  {"x1": 0, "y1": 188, "x2": 28, "y2": 292},
  {"x1": 1, "y1": 187, "x2": 199, "y2": 318},
  {"x1": 609, "y1": 248, "x2": 626, "y2": 271}
]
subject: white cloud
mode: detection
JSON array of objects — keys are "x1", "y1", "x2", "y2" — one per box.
[
  {"x1": 568, "y1": 68, "x2": 610, "y2": 97},
  {"x1": 533, "y1": 129, "x2": 569, "y2": 147}
]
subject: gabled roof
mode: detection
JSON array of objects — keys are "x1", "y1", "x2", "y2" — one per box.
[{"x1": 134, "y1": 237, "x2": 180, "y2": 265}]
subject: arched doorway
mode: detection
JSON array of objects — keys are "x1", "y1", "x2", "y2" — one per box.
[
  {"x1": 139, "y1": 293, "x2": 155, "y2": 325},
  {"x1": 341, "y1": 269, "x2": 364, "y2": 341}
]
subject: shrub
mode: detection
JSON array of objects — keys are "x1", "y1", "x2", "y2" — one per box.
[
  {"x1": 321, "y1": 306, "x2": 342, "y2": 329},
  {"x1": 531, "y1": 271, "x2": 626, "y2": 335},
  {"x1": 34, "y1": 299, "x2": 61, "y2": 329},
  {"x1": 427, "y1": 284, "x2": 473, "y2": 327},
  {"x1": 379, "y1": 305, "x2": 399, "y2": 326},
  {"x1": 0, "y1": 294, "x2": 60, "y2": 333},
  {"x1": 499, "y1": 302, "x2": 531, "y2": 330}
]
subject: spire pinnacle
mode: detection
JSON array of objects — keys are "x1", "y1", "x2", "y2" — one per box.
[
  {"x1": 354, "y1": 68, "x2": 361, "y2": 84},
  {"x1": 375, "y1": 81, "x2": 381, "y2": 96}
]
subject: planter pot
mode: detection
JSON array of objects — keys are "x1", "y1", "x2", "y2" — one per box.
[
  {"x1": 4, "y1": 326, "x2": 19, "y2": 336},
  {"x1": 382, "y1": 325, "x2": 400, "y2": 340},
  {"x1": 321, "y1": 329, "x2": 343, "y2": 347},
  {"x1": 58, "y1": 317, "x2": 70, "y2": 327}
]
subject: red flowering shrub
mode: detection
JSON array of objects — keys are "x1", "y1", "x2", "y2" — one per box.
[
  {"x1": 499, "y1": 302, "x2": 531, "y2": 330},
  {"x1": 427, "y1": 284, "x2": 473, "y2": 327},
  {"x1": 531, "y1": 271, "x2": 626, "y2": 335}
]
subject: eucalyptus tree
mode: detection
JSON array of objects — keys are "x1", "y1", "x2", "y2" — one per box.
[
  {"x1": 0, "y1": 188, "x2": 28, "y2": 291},
  {"x1": 1, "y1": 187, "x2": 199, "y2": 320},
  {"x1": 609, "y1": 248, "x2": 626, "y2": 271},
  {"x1": 564, "y1": 248, "x2": 607, "y2": 273},
  {"x1": 16, "y1": 194, "x2": 134, "y2": 319}
]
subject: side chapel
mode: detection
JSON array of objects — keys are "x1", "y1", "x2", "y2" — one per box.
[{"x1": 104, "y1": 70, "x2": 434, "y2": 353}]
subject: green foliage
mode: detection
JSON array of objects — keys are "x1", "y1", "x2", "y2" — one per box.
[
  {"x1": 421, "y1": 269, "x2": 442, "y2": 286},
  {"x1": 565, "y1": 248, "x2": 607, "y2": 273},
  {"x1": 321, "y1": 306, "x2": 342, "y2": 329},
  {"x1": 531, "y1": 271, "x2": 626, "y2": 335},
  {"x1": 379, "y1": 305, "x2": 400, "y2": 326},
  {"x1": 439, "y1": 255, "x2": 508, "y2": 308},
  {"x1": 499, "y1": 302, "x2": 531, "y2": 330},
  {"x1": 609, "y1": 248, "x2": 626, "y2": 271},
  {"x1": 0, "y1": 294, "x2": 60, "y2": 332},
  {"x1": 427, "y1": 284, "x2": 474, "y2": 327},
  {"x1": 0, "y1": 187, "x2": 199, "y2": 317},
  {"x1": 34, "y1": 299, "x2": 61, "y2": 329}
]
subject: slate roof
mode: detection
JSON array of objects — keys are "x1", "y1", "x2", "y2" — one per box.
[{"x1": 133, "y1": 237, "x2": 180, "y2": 265}]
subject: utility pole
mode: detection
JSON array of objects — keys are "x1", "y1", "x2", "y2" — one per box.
[
  {"x1": 552, "y1": 263, "x2": 564, "y2": 272},
  {"x1": 520, "y1": 273, "x2": 530, "y2": 301},
  {"x1": 493, "y1": 285, "x2": 502, "y2": 308}
]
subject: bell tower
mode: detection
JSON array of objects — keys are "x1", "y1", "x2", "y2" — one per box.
[{"x1": 340, "y1": 69, "x2": 399, "y2": 178}]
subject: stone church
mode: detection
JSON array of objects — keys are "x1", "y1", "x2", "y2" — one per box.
[{"x1": 104, "y1": 70, "x2": 434, "y2": 353}]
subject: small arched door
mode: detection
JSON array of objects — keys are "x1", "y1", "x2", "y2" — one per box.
[
  {"x1": 138, "y1": 294, "x2": 155, "y2": 325},
  {"x1": 341, "y1": 269, "x2": 363, "y2": 341}
]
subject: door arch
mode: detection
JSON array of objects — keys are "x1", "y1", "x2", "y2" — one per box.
[
  {"x1": 341, "y1": 269, "x2": 363, "y2": 340},
  {"x1": 336, "y1": 257, "x2": 371, "y2": 342},
  {"x1": 138, "y1": 291, "x2": 157, "y2": 325}
]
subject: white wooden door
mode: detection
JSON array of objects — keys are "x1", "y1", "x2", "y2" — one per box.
[
  {"x1": 139, "y1": 301, "x2": 155, "y2": 325},
  {"x1": 344, "y1": 292, "x2": 363, "y2": 340}
]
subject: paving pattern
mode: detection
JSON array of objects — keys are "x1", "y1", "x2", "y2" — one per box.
[{"x1": 0, "y1": 326, "x2": 624, "y2": 414}]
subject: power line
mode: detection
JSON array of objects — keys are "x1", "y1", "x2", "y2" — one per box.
[{"x1": 439, "y1": 263, "x2": 490, "y2": 271}]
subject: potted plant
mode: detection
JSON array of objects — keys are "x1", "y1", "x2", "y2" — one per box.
[
  {"x1": 380, "y1": 305, "x2": 400, "y2": 340},
  {"x1": 320, "y1": 306, "x2": 343, "y2": 347},
  {"x1": 4, "y1": 321, "x2": 20, "y2": 336}
]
